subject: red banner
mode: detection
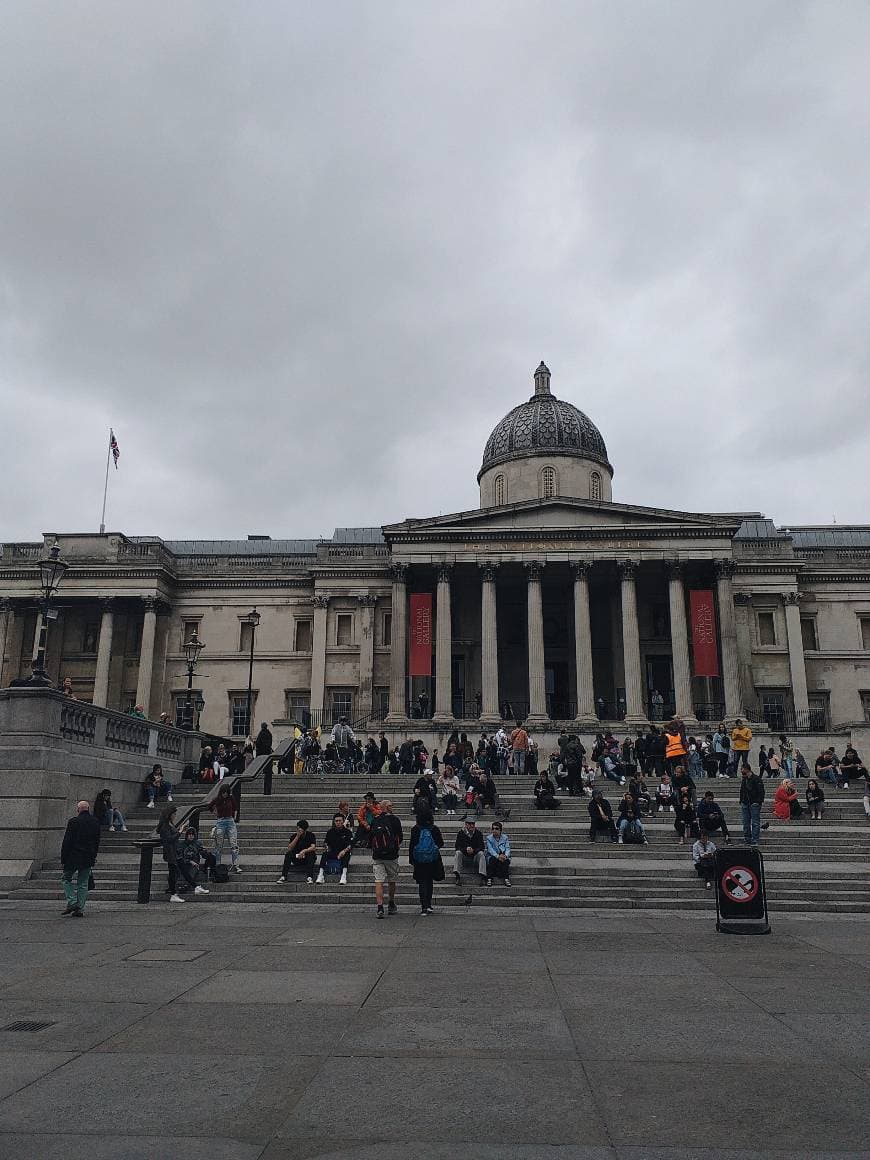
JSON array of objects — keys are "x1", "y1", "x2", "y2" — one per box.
[
  {"x1": 690, "y1": 589, "x2": 719, "y2": 677},
  {"x1": 409, "y1": 593, "x2": 433, "y2": 677}
]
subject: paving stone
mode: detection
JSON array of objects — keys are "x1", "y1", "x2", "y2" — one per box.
[
  {"x1": 1, "y1": 964, "x2": 217, "y2": 1004},
  {"x1": 363, "y1": 968, "x2": 559, "y2": 1010},
  {"x1": 0, "y1": 1000, "x2": 154, "y2": 1053},
  {"x1": 0, "y1": 1134, "x2": 263, "y2": 1160},
  {"x1": 260, "y1": 1146, "x2": 618, "y2": 1160},
  {"x1": 228, "y1": 945, "x2": 396, "y2": 973},
  {"x1": 186, "y1": 969, "x2": 381, "y2": 1005},
  {"x1": 0, "y1": 1051, "x2": 76, "y2": 1100}
]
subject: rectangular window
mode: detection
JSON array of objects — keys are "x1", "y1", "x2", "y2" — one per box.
[
  {"x1": 760, "y1": 690, "x2": 785, "y2": 731},
  {"x1": 239, "y1": 621, "x2": 254, "y2": 654},
  {"x1": 294, "y1": 619, "x2": 312, "y2": 652},
  {"x1": 182, "y1": 619, "x2": 201, "y2": 647},
  {"x1": 807, "y1": 694, "x2": 829, "y2": 731},
  {"x1": 861, "y1": 692, "x2": 870, "y2": 723},
  {"x1": 172, "y1": 691, "x2": 201, "y2": 729},
  {"x1": 286, "y1": 692, "x2": 311, "y2": 724},
  {"x1": 800, "y1": 617, "x2": 818, "y2": 651},
  {"x1": 757, "y1": 611, "x2": 776, "y2": 646},
  {"x1": 860, "y1": 617, "x2": 870, "y2": 651},
  {"x1": 336, "y1": 613, "x2": 353, "y2": 646},
  {"x1": 229, "y1": 693, "x2": 255, "y2": 737},
  {"x1": 329, "y1": 689, "x2": 353, "y2": 724},
  {"x1": 381, "y1": 612, "x2": 392, "y2": 648},
  {"x1": 374, "y1": 687, "x2": 390, "y2": 719}
]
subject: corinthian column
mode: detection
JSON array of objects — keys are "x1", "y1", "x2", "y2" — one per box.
[
  {"x1": 92, "y1": 598, "x2": 115, "y2": 708},
  {"x1": 433, "y1": 565, "x2": 454, "y2": 723},
  {"x1": 479, "y1": 564, "x2": 500, "y2": 726},
  {"x1": 715, "y1": 561, "x2": 744, "y2": 722},
  {"x1": 572, "y1": 562, "x2": 597, "y2": 726},
  {"x1": 783, "y1": 591, "x2": 810, "y2": 715},
  {"x1": 310, "y1": 594, "x2": 329, "y2": 721},
  {"x1": 357, "y1": 595, "x2": 377, "y2": 719},
  {"x1": 526, "y1": 562, "x2": 548, "y2": 723},
  {"x1": 385, "y1": 564, "x2": 408, "y2": 723},
  {"x1": 135, "y1": 597, "x2": 159, "y2": 716},
  {"x1": 666, "y1": 562, "x2": 697, "y2": 726},
  {"x1": 618, "y1": 560, "x2": 647, "y2": 725}
]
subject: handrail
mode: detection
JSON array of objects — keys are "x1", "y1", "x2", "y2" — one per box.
[{"x1": 134, "y1": 736, "x2": 296, "y2": 902}]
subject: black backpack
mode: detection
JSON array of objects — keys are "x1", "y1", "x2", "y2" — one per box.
[
  {"x1": 212, "y1": 865, "x2": 230, "y2": 883},
  {"x1": 369, "y1": 814, "x2": 398, "y2": 858}
]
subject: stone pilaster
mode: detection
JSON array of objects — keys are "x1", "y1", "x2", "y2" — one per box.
[
  {"x1": 618, "y1": 560, "x2": 647, "y2": 725},
  {"x1": 433, "y1": 565, "x2": 454, "y2": 723},
  {"x1": 385, "y1": 564, "x2": 408, "y2": 723},
  {"x1": 357, "y1": 595, "x2": 377, "y2": 719},
  {"x1": 715, "y1": 561, "x2": 744, "y2": 721},
  {"x1": 479, "y1": 564, "x2": 500, "y2": 726},
  {"x1": 310, "y1": 594, "x2": 330, "y2": 721},
  {"x1": 571, "y1": 562, "x2": 597, "y2": 726},
  {"x1": 92, "y1": 599, "x2": 115, "y2": 708},
  {"x1": 525, "y1": 561, "x2": 548, "y2": 723},
  {"x1": 135, "y1": 597, "x2": 158, "y2": 716},
  {"x1": 0, "y1": 599, "x2": 12, "y2": 688},
  {"x1": 783, "y1": 591, "x2": 810, "y2": 715},
  {"x1": 666, "y1": 561, "x2": 697, "y2": 725}
]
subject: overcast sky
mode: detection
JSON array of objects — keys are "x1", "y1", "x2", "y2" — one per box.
[{"x1": 2, "y1": 1, "x2": 869, "y2": 543}]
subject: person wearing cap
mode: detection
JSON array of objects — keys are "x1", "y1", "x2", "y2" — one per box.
[
  {"x1": 354, "y1": 792, "x2": 381, "y2": 847},
  {"x1": 453, "y1": 816, "x2": 486, "y2": 885},
  {"x1": 60, "y1": 800, "x2": 101, "y2": 916},
  {"x1": 276, "y1": 821, "x2": 318, "y2": 883},
  {"x1": 177, "y1": 825, "x2": 216, "y2": 887},
  {"x1": 485, "y1": 820, "x2": 512, "y2": 887}
]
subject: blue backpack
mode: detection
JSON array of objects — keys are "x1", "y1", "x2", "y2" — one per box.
[{"x1": 414, "y1": 827, "x2": 438, "y2": 863}]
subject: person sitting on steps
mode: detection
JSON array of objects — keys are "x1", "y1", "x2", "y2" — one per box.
[
  {"x1": 276, "y1": 819, "x2": 317, "y2": 883},
  {"x1": 655, "y1": 772, "x2": 675, "y2": 813},
  {"x1": 696, "y1": 790, "x2": 731, "y2": 843},
  {"x1": 692, "y1": 831, "x2": 717, "y2": 889},
  {"x1": 805, "y1": 779, "x2": 825, "y2": 820},
  {"x1": 485, "y1": 820, "x2": 512, "y2": 887},
  {"x1": 533, "y1": 769, "x2": 560, "y2": 810},
  {"x1": 315, "y1": 813, "x2": 353, "y2": 885},
  {"x1": 588, "y1": 790, "x2": 617, "y2": 842},
  {"x1": 453, "y1": 816, "x2": 487, "y2": 891},
  {"x1": 617, "y1": 792, "x2": 649, "y2": 845},
  {"x1": 143, "y1": 764, "x2": 173, "y2": 808}
]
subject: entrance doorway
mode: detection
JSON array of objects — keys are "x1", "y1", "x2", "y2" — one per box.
[{"x1": 645, "y1": 656, "x2": 674, "y2": 719}]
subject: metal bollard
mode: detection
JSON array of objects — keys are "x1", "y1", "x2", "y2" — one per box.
[
  {"x1": 136, "y1": 843, "x2": 153, "y2": 904},
  {"x1": 263, "y1": 757, "x2": 273, "y2": 796}
]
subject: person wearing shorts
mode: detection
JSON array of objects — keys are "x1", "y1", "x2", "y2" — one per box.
[{"x1": 370, "y1": 799, "x2": 403, "y2": 919}]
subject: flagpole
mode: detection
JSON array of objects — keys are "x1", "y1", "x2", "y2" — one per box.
[{"x1": 99, "y1": 430, "x2": 112, "y2": 534}]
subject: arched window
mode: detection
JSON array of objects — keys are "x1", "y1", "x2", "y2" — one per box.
[
  {"x1": 494, "y1": 474, "x2": 506, "y2": 506},
  {"x1": 590, "y1": 471, "x2": 602, "y2": 501},
  {"x1": 541, "y1": 465, "x2": 556, "y2": 499}
]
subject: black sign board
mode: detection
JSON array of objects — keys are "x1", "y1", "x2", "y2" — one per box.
[{"x1": 714, "y1": 846, "x2": 771, "y2": 935}]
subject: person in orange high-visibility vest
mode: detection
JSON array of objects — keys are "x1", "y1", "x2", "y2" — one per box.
[{"x1": 664, "y1": 719, "x2": 688, "y2": 773}]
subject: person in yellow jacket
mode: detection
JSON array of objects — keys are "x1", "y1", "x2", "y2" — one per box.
[{"x1": 729, "y1": 718, "x2": 753, "y2": 775}]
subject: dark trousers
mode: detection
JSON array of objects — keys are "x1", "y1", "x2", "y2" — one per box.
[
  {"x1": 318, "y1": 851, "x2": 351, "y2": 871},
  {"x1": 535, "y1": 795, "x2": 559, "y2": 810},
  {"x1": 487, "y1": 856, "x2": 511, "y2": 879},
  {"x1": 416, "y1": 869, "x2": 436, "y2": 910},
  {"x1": 168, "y1": 862, "x2": 196, "y2": 893},
  {"x1": 701, "y1": 817, "x2": 730, "y2": 839},
  {"x1": 590, "y1": 819, "x2": 617, "y2": 841},
  {"x1": 282, "y1": 851, "x2": 316, "y2": 876},
  {"x1": 695, "y1": 859, "x2": 715, "y2": 881}
]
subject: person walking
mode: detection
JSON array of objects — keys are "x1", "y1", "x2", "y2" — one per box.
[
  {"x1": 369, "y1": 799, "x2": 403, "y2": 918},
  {"x1": 208, "y1": 784, "x2": 242, "y2": 873},
  {"x1": 60, "y1": 801, "x2": 101, "y2": 916},
  {"x1": 510, "y1": 722, "x2": 529, "y2": 775},
  {"x1": 739, "y1": 764, "x2": 766, "y2": 846},
  {"x1": 408, "y1": 804, "x2": 444, "y2": 914}
]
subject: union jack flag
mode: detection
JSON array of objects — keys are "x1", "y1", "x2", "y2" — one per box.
[{"x1": 110, "y1": 429, "x2": 120, "y2": 468}]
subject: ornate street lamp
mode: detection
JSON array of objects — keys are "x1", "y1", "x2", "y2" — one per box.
[
  {"x1": 241, "y1": 607, "x2": 260, "y2": 737},
  {"x1": 183, "y1": 629, "x2": 204, "y2": 729},
  {"x1": 28, "y1": 545, "x2": 69, "y2": 686}
]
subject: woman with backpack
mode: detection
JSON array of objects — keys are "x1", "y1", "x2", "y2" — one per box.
[{"x1": 408, "y1": 804, "x2": 444, "y2": 915}]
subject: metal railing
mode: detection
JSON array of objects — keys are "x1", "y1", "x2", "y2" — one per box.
[
  {"x1": 693, "y1": 703, "x2": 726, "y2": 723},
  {"x1": 134, "y1": 738, "x2": 295, "y2": 903},
  {"x1": 745, "y1": 704, "x2": 830, "y2": 733}
]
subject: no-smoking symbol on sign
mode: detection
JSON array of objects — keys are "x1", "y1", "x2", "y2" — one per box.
[{"x1": 721, "y1": 865, "x2": 759, "y2": 903}]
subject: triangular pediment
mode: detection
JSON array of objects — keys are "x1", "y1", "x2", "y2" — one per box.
[{"x1": 384, "y1": 497, "x2": 753, "y2": 539}]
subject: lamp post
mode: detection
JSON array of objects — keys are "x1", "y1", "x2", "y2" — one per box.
[
  {"x1": 241, "y1": 607, "x2": 260, "y2": 737},
  {"x1": 182, "y1": 629, "x2": 204, "y2": 730},
  {"x1": 28, "y1": 545, "x2": 69, "y2": 686}
]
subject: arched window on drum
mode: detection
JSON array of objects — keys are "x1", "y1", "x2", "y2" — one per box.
[
  {"x1": 590, "y1": 471, "x2": 602, "y2": 501},
  {"x1": 541, "y1": 466, "x2": 556, "y2": 499},
  {"x1": 493, "y1": 474, "x2": 506, "y2": 506}
]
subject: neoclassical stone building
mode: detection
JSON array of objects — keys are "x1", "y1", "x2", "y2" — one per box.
[{"x1": 2, "y1": 363, "x2": 869, "y2": 739}]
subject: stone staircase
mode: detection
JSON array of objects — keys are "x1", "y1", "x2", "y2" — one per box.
[{"x1": 12, "y1": 774, "x2": 870, "y2": 912}]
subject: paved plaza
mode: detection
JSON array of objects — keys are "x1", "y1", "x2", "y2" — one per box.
[{"x1": 0, "y1": 900, "x2": 867, "y2": 1160}]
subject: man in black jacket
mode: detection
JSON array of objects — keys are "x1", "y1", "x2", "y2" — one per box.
[
  {"x1": 60, "y1": 801, "x2": 101, "y2": 916},
  {"x1": 588, "y1": 791, "x2": 617, "y2": 842},
  {"x1": 255, "y1": 722, "x2": 273, "y2": 756},
  {"x1": 739, "y1": 764, "x2": 765, "y2": 846},
  {"x1": 453, "y1": 817, "x2": 486, "y2": 884}
]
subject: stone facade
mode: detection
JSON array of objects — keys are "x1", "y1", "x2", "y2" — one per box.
[{"x1": 2, "y1": 366, "x2": 869, "y2": 740}]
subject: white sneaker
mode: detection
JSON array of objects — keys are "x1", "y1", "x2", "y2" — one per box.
[
  {"x1": 340, "y1": 869, "x2": 348, "y2": 885},
  {"x1": 316, "y1": 870, "x2": 325, "y2": 884},
  {"x1": 306, "y1": 876, "x2": 313, "y2": 884},
  {"x1": 121, "y1": 826, "x2": 128, "y2": 832},
  {"x1": 169, "y1": 893, "x2": 185, "y2": 903},
  {"x1": 167, "y1": 795, "x2": 173, "y2": 801},
  {"x1": 618, "y1": 836, "x2": 624, "y2": 844},
  {"x1": 233, "y1": 865, "x2": 242, "y2": 873},
  {"x1": 619, "y1": 777, "x2": 626, "y2": 785},
  {"x1": 194, "y1": 885, "x2": 209, "y2": 894},
  {"x1": 670, "y1": 805, "x2": 675, "y2": 813},
  {"x1": 843, "y1": 782, "x2": 849, "y2": 789},
  {"x1": 276, "y1": 875, "x2": 286, "y2": 883},
  {"x1": 146, "y1": 801, "x2": 154, "y2": 808}
]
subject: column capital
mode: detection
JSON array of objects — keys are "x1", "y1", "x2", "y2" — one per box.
[
  {"x1": 524, "y1": 560, "x2": 544, "y2": 581},
  {"x1": 733, "y1": 592, "x2": 752, "y2": 606},
  {"x1": 479, "y1": 562, "x2": 500, "y2": 583},
  {"x1": 0, "y1": 598, "x2": 12, "y2": 614},
  {"x1": 357, "y1": 593, "x2": 378, "y2": 607},
  {"x1": 389, "y1": 562, "x2": 408, "y2": 583},
  {"x1": 783, "y1": 590, "x2": 802, "y2": 606},
  {"x1": 142, "y1": 596, "x2": 159, "y2": 614},
  {"x1": 664, "y1": 559, "x2": 685, "y2": 580},
  {"x1": 571, "y1": 560, "x2": 591, "y2": 580},
  {"x1": 617, "y1": 559, "x2": 638, "y2": 580},
  {"x1": 312, "y1": 594, "x2": 330, "y2": 610},
  {"x1": 98, "y1": 597, "x2": 117, "y2": 613},
  {"x1": 714, "y1": 559, "x2": 736, "y2": 580},
  {"x1": 435, "y1": 564, "x2": 453, "y2": 584}
]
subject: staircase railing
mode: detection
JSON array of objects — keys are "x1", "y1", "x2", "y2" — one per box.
[{"x1": 134, "y1": 736, "x2": 295, "y2": 903}]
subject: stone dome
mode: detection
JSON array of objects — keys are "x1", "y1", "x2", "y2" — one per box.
[{"x1": 477, "y1": 362, "x2": 612, "y2": 482}]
